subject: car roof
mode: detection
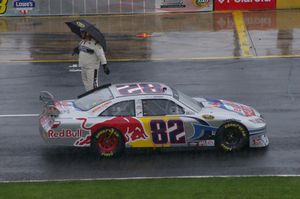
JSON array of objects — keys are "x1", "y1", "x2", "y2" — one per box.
[{"x1": 109, "y1": 82, "x2": 173, "y2": 98}]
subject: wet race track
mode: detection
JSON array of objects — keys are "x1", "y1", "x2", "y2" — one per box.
[{"x1": 0, "y1": 11, "x2": 300, "y2": 181}]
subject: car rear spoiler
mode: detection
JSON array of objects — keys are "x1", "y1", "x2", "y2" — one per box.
[
  {"x1": 39, "y1": 91, "x2": 60, "y2": 117},
  {"x1": 39, "y1": 91, "x2": 55, "y2": 106}
]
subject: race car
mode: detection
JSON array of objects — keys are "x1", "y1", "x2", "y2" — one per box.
[{"x1": 39, "y1": 82, "x2": 269, "y2": 157}]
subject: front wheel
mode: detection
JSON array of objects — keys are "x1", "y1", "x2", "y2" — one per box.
[
  {"x1": 216, "y1": 122, "x2": 249, "y2": 152},
  {"x1": 92, "y1": 128, "x2": 124, "y2": 157}
]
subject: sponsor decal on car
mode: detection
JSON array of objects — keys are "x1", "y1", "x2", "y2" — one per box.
[
  {"x1": 92, "y1": 101, "x2": 112, "y2": 113},
  {"x1": 207, "y1": 99, "x2": 256, "y2": 117},
  {"x1": 48, "y1": 129, "x2": 83, "y2": 139},
  {"x1": 149, "y1": 119, "x2": 186, "y2": 145},
  {"x1": 76, "y1": 117, "x2": 149, "y2": 147},
  {"x1": 102, "y1": 117, "x2": 148, "y2": 143},
  {"x1": 198, "y1": 139, "x2": 215, "y2": 146},
  {"x1": 250, "y1": 134, "x2": 269, "y2": 147},
  {"x1": 74, "y1": 134, "x2": 91, "y2": 147},
  {"x1": 190, "y1": 123, "x2": 217, "y2": 140},
  {"x1": 116, "y1": 83, "x2": 164, "y2": 95},
  {"x1": 202, "y1": 114, "x2": 214, "y2": 120}
]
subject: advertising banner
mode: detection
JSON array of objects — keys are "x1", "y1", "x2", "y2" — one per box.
[
  {"x1": 0, "y1": 0, "x2": 213, "y2": 17},
  {"x1": 1, "y1": 0, "x2": 37, "y2": 16},
  {"x1": 215, "y1": 0, "x2": 276, "y2": 11},
  {"x1": 156, "y1": 0, "x2": 213, "y2": 12}
]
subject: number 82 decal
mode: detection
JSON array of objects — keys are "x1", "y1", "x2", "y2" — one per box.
[
  {"x1": 150, "y1": 119, "x2": 186, "y2": 145},
  {"x1": 0, "y1": 0, "x2": 8, "y2": 14}
]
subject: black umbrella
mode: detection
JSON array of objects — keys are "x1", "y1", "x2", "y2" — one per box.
[{"x1": 65, "y1": 19, "x2": 107, "y2": 52}]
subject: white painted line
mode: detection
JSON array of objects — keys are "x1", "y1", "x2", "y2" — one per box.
[
  {"x1": 69, "y1": 69, "x2": 82, "y2": 72},
  {"x1": 0, "y1": 114, "x2": 39, "y2": 118},
  {"x1": 68, "y1": 64, "x2": 79, "y2": 68},
  {"x1": 1, "y1": 174, "x2": 300, "y2": 183}
]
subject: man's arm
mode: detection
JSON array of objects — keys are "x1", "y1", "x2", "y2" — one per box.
[
  {"x1": 95, "y1": 45, "x2": 107, "y2": 65},
  {"x1": 95, "y1": 44, "x2": 110, "y2": 74},
  {"x1": 72, "y1": 41, "x2": 84, "y2": 56},
  {"x1": 72, "y1": 47, "x2": 79, "y2": 55}
]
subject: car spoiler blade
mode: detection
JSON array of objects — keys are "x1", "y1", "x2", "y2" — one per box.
[
  {"x1": 39, "y1": 91, "x2": 61, "y2": 117},
  {"x1": 39, "y1": 91, "x2": 55, "y2": 106}
]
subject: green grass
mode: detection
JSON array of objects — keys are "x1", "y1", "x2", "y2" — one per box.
[{"x1": 0, "y1": 177, "x2": 299, "y2": 199}]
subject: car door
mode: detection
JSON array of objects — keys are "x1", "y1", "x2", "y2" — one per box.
[
  {"x1": 94, "y1": 99, "x2": 153, "y2": 147},
  {"x1": 137, "y1": 97, "x2": 189, "y2": 148}
]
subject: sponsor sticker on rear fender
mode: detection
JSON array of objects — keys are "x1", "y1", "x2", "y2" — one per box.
[{"x1": 48, "y1": 129, "x2": 83, "y2": 138}]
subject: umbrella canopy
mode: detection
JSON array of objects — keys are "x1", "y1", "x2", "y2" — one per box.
[{"x1": 65, "y1": 19, "x2": 107, "y2": 52}]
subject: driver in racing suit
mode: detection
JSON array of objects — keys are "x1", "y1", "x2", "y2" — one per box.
[{"x1": 74, "y1": 30, "x2": 109, "y2": 91}]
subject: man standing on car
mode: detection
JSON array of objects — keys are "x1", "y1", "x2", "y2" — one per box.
[{"x1": 73, "y1": 30, "x2": 109, "y2": 91}]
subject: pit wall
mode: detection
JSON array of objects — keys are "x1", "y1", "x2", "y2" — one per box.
[{"x1": 0, "y1": 0, "x2": 300, "y2": 17}]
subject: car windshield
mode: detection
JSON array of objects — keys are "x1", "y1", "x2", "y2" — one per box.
[
  {"x1": 74, "y1": 88, "x2": 114, "y2": 111},
  {"x1": 171, "y1": 88, "x2": 202, "y2": 112}
]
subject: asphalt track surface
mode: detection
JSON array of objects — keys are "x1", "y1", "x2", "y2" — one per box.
[{"x1": 0, "y1": 58, "x2": 300, "y2": 181}]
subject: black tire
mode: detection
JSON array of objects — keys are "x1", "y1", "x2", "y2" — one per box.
[
  {"x1": 216, "y1": 122, "x2": 249, "y2": 152},
  {"x1": 91, "y1": 127, "x2": 125, "y2": 157}
]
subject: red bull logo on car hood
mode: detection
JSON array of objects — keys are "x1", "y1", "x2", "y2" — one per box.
[{"x1": 205, "y1": 99, "x2": 257, "y2": 117}]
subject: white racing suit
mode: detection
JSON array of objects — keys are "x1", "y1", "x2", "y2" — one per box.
[{"x1": 78, "y1": 39, "x2": 107, "y2": 91}]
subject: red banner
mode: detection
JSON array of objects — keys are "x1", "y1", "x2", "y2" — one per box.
[
  {"x1": 213, "y1": 11, "x2": 277, "y2": 31},
  {"x1": 215, "y1": 0, "x2": 276, "y2": 11}
]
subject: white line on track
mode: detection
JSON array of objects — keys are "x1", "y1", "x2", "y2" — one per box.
[
  {"x1": 0, "y1": 114, "x2": 39, "y2": 118},
  {"x1": 1, "y1": 175, "x2": 300, "y2": 183}
]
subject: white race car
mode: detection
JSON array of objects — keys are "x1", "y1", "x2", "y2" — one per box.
[{"x1": 39, "y1": 82, "x2": 269, "y2": 157}]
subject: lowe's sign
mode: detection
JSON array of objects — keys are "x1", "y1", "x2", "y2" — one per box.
[{"x1": 13, "y1": 0, "x2": 35, "y2": 10}]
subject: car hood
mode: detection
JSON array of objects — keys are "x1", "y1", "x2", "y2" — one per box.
[{"x1": 194, "y1": 97, "x2": 260, "y2": 117}]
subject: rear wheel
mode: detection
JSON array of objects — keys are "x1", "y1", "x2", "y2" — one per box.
[
  {"x1": 92, "y1": 128, "x2": 124, "y2": 157},
  {"x1": 216, "y1": 122, "x2": 248, "y2": 152}
]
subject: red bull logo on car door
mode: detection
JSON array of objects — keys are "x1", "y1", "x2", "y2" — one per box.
[
  {"x1": 96, "y1": 117, "x2": 149, "y2": 145},
  {"x1": 75, "y1": 117, "x2": 150, "y2": 147}
]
